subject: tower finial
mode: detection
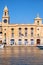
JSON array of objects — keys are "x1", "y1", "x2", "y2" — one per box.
[
  {"x1": 4, "y1": 6, "x2": 8, "y2": 11},
  {"x1": 37, "y1": 13, "x2": 39, "y2": 18}
]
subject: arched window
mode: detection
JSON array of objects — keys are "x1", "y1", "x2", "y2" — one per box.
[
  {"x1": 11, "y1": 28, "x2": 14, "y2": 37},
  {"x1": 19, "y1": 28, "x2": 22, "y2": 37},
  {"x1": 31, "y1": 28, "x2": 34, "y2": 37},
  {"x1": 11, "y1": 28, "x2": 14, "y2": 31},
  {"x1": 37, "y1": 21, "x2": 39, "y2": 25},
  {"x1": 25, "y1": 28, "x2": 28, "y2": 37},
  {"x1": 31, "y1": 28, "x2": 34, "y2": 30},
  {"x1": 25, "y1": 28, "x2": 28, "y2": 30},
  {"x1": 19, "y1": 28, "x2": 22, "y2": 30},
  {"x1": 5, "y1": 12, "x2": 6, "y2": 16}
]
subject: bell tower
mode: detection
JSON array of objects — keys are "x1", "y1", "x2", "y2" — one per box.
[
  {"x1": 2, "y1": 6, "x2": 10, "y2": 24},
  {"x1": 34, "y1": 14, "x2": 42, "y2": 25}
]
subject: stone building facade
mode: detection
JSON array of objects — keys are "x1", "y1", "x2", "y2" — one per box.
[{"x1": 0, "y1": 6, "x2": 43, "y2": 46}]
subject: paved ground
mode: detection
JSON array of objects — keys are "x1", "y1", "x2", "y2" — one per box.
[{"x1": 0, "y1": 46, "x2": 43, "y2": 65}]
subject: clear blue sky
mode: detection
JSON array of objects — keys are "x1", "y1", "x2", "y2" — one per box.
[{"x1": 0, "y1": 0, "x2": 43, "y2": 24}]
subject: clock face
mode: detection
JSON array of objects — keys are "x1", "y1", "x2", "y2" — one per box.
[{"x1": 4, "y1": 19, "x2": 7, "y2": 23}]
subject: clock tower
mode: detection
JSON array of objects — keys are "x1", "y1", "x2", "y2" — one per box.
[{"x1": 2, "y1": 6, "x2": 10, "y2": 25}]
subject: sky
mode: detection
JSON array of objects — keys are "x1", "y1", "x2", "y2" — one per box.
[{"x1": 0, "y1": 0, "x2": 43, "y2": 24}]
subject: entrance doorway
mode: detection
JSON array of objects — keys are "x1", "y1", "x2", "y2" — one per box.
[
  {"x1": 24, "y1": 39, "x2": 28, "y2": 45},
  {"x1": 37, "y1": 39, "x2": 40, "y2": 45},
  {"x1": 10, "y1": 39, "x2": 14, "y2": 45},
  {"x1": 31, "y1": 39, "x2": 34, "y2": 45},
  {"x1": 18, "y1": 39, "x2": 22, "y2": 45}
]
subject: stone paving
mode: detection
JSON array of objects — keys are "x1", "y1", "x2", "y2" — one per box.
[{"x1": 0, "y1": 46, "x2": 43, "y2": 65}]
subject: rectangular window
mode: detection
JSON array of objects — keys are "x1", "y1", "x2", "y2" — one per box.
[
  {"x1": 31, "y1": 32, "x2": 33, "y2": 37},
  {"x1": 25, "y1": 32, "x2": 27, "y2": 37},
  {"x1": 4, "y1": 33, "x2": 6, "y2": 39},
  {"x1": 37, "y1": 34, "x2": 39, "y2": 37},
  {"x1": 4, "y1": 38, "x2": 6, "y2": 44},
  {"x1": 11, "y1": 33, "x2": 14, "y2": 37},
  {"x1": 0, "y1": 26, "x2": 2, "y2": 34},
  {"x1": 4, "y1": 39, "x2": 6, "y2": 42},
  {"x1": 19, "y1": 32, "x2": 21, "y2": 37}
]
